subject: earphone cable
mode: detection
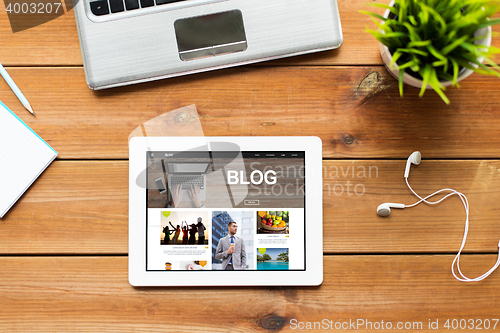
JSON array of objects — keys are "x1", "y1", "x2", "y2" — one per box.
[{"x1": 405, "y1": 178, "x2": 499, "y2": 282}]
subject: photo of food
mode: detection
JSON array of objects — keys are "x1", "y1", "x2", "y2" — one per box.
[
  {"x1": 257, "y1": 248, "x2": 289, "y2": 270},
  {"x1": 256, "y1": 211, "x2": 289, "y2": 234}
]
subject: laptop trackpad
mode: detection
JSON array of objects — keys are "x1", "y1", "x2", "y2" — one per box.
[{"x1": 174, "y1": 10, "x2": 247, "y2": 61}]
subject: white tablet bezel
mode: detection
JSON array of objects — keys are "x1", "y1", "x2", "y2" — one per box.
[{"x1": 129, "y1": 136, "x2": 323, "y2": 286}]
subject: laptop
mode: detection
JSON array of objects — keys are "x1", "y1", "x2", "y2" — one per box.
[
  {"x1": 129, "y1": 137, "x2": 323, "y2": 286},
  {"x1": 166, "y1": 161, "x2": 210, "y2": 201},
  {"x1": 73, "y1": 0, "x2": 343, "y2": 89}
]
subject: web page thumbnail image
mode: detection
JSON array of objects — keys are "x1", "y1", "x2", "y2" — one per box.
[
  {"x1": 257, "y1": 248, "x2": 289, "y2": 270},
  {"x1": 211, "y1": 211, "x2": 255, "y2": 270},
  {"x1": 161, "y1": 211, "x2": 209, "y2": 245},
  {"x1": 257, "y1": 211, "x2": 289, "y2": 234}
]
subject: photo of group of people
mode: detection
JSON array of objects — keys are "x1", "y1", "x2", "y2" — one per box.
[{"x1": 160, "y1": 211, "x2": 209, "y2": 245}]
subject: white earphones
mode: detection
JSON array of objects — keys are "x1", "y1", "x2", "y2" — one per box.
[
  {"x1": 376, "y1": 203, "x2": 405, "y2": 217},
  {"x1": 404, "y1": 151, "x2": 421, "y2": 178},
  {"x1": 377, "y1": 151, "x2": 422, "y2": 216},
  {"x1": 377, "y1": 151, "x2": 500, "y2": 282}
]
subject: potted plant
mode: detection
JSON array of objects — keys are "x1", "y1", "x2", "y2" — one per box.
[{"x1": 362, "y1": 0, "x2": 500, "y2": 104}]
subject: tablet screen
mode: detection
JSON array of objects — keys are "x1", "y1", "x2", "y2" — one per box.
[{"x1": 145, "y1": 151, "x2": 305, "y2": 271}]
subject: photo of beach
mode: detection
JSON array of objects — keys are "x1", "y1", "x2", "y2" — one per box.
[{"x1": 257, "y1": 248, "x2": 289, "y2": 270}]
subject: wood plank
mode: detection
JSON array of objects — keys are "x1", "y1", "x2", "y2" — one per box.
[
  {"x1": 2, "y1": 67, "x2": 500, "y2": 159},
  {"x1": 0, "y1": 3, "x2": 81, "y2": 66},
  {"x1": 2, "y1": 160, "x2": 500, "y2": 255},
  {"x1": 1, "y1": 0, "x2": 499, "y2": 66},
  {"x1": 0, "y1": 161, "x2": 127, "y2": 254},
  {"x1": 325, "y1": 160, "x2": 500, "y2": 254},
  {"x1": 0, "y1": 255, "x2": 499, "y2": 332}
]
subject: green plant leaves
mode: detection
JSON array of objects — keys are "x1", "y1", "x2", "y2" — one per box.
[
  {"x1": 399, "y1": 69, "x2": 405, "y2": 97},
  {"x1": 359, "y1": 10, "x2": 387, "y2": 22},
  {"x1": 449, "y1": 57, "x2": 461, "y2": 87},
  {"x1": 441, "y1": 35, "x2": 469, "y2": 55},
  {"x1": 419, "y1": 64, "x2": 432, "y2": 97},
  {"x1": 367, "y1": 3, "x2": 399, "y2": 16},
  {"x1": 479, "y1": 18, "x2": 500, "y2": 28},
  {"x1": 362, "y1": 0, "x2": 500, "y2": 104}
]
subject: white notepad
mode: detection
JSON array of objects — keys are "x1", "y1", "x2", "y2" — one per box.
[{"x1": 0, "y1": 101, "x2": 58, "y2": 218}]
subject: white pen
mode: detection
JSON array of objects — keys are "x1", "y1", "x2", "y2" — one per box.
[{"x1": 0, "y1": 62, "x2": 35, "y2": 116}]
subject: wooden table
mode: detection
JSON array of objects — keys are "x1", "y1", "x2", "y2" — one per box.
[{"x1": 2, "y1": 1, "x2": 500, "y2": 332}]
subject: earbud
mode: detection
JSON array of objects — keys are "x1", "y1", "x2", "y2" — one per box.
[
  {"x1": 404, "y1": 151, "x2": 421, "y2": 178},
  {"x1": 376, "y1": 203, "x2": 405, "y2": 217},
  {"x1": 377, "y1": 150, "x2": 500, "y2": 282}
]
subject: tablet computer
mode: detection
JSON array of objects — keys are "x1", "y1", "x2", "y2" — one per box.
[{"x1": 129, "y1": 137, "x2": 323, "y2": 286}]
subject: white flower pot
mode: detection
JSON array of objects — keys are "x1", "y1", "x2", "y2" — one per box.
[{"x1": 379, "y1": 1, "x2": 492, "y2": 89}]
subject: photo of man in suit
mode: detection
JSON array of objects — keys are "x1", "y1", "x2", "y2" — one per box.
[{"x1": 215, "y1": 221, "x2": 247, "y2": 270}]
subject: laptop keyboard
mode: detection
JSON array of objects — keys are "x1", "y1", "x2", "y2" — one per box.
[
  {"x1": 170, "y1": 175, "x2": 204, "y2": 190},
  {"x1": 90, "y1": 0, "x2": 187, "y2": 16}
]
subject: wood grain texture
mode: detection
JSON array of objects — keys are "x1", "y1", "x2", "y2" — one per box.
[
  {"x1": 0, "y1": 0, "x2": 499, "y2": 66},
  {"x1": 0, "y1": 255, "x2": 499, "y2": 332},
  {"x1": 2, "y1": 160, "x2": 500, "y2": 255},
  {"x1": 0, "y1": 2, "x2": 81, "y2": 66},
  {"x1": 1, "y1": 67, "x2": 500, "y2": 159},
  {"x1": 0, "y1": 161, "x2": 127, "y2": 254},
  {"x1": 1, "y1": 0, "x2": 499, "y2": 329}
]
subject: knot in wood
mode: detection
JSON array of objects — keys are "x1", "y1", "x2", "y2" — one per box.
[
  {"x1": 355, "y1": 71, "x2": 392, "y2": 108},
  {"x1": 357, "y1": 71, "x2": 382, "y2": 96},
  {"x1": 343, "y1": 134, "x2": 355, "y2": 145},
  {"x1": 259, "y1": 315, "x2": 286, "y2": 330}
]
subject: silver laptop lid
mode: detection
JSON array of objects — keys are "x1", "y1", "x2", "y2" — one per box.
[{"x1": 73, "y1": 0, "x2": 343, "y2": 89}]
